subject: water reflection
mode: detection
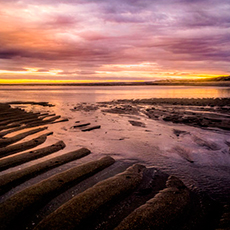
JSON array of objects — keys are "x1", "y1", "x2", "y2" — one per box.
[{"x1": 0, "y1": 85, "x2": 230, "y2": 104}]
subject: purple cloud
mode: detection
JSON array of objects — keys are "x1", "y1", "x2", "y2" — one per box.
[{"x1": 0, "y1": 0, "x2": 229, "y2": 81}]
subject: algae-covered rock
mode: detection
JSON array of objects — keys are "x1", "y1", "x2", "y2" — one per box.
[
  {"x1": 0, "y1": 127, "x2": 47, "y2": 148},
  {"x1": 0, "y1": 147, "x2": 91, "y2": 194},
  {"x1": 0, "y1": 133, "x2": 51, "y2": 158},
  {"x1": 115, "y1": 176, "x2": 192, "y2": 230},
  {"x1": 0, "y1": 140, "x2": 65, "y2": 171},
  {"x1": 34, "y1": 164, "x2": 145, "y2": 230},
  {"x1": 0, "y1": 156, "x2": 115, "y2": 230}
]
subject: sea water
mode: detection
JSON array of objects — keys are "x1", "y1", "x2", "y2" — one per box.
[{"x1": 0, "y1": 85, "x2": 230, "y2": 104}]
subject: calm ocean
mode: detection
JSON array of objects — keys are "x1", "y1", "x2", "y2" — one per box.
[{"x1": 0, "y1": 85, "x2": 230, "y2": 104}]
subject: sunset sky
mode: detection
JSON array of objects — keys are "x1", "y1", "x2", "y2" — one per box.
[{"x1": 0, "y1": 0, "x2": 230, "y2": 83}]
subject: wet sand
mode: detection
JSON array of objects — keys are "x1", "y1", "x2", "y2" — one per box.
[
  {"x1": 99, "y1": 98, "x2": 230, "y2": 131},
  {"x1": 0, "y1": 99, "x2": 230, "y2": 230}
]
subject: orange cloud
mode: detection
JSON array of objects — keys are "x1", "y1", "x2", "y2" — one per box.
[{"x1": 0, "y1": 0, "x2": 229, "y2": 83}]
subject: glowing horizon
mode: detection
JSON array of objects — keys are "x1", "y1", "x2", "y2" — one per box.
[{"x1": 0, "y1": 0, "x2": 229, "y2": 83}]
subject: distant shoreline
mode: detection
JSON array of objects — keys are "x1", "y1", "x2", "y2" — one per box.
[{"x1": 0, "y1": 81, "x2": 230, "y2": 87}]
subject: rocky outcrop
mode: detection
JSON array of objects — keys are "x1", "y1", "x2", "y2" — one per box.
[
  {"x1": 0, "y1": 141, "x2": 65, "y2": 171},
  {"x1": 0, "y1": 156, "x2": 115, "y2": 230},
  {"x1": 0, "y1": 133, "x2": 53, "y2": 158},
  {"x1": 0, "y1": 147, "x2": 91, "y2": 194},
  {"x1": 115, "y1": 176, "x2": 191, "y2": 230},
  {"x1": 34, "y1": 164, "x2": 145, "y2": 230}
]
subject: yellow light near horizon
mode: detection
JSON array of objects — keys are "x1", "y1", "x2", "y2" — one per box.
[
  {"x1": 0, "y1": 79, "x2": 142, "y2": 84},
  {"x1": 0, "y1": 67, "x2": 224, "y2": 84},
  {"x1": 0, "y1": 76, "x2": 220, "y2": 85},
  {"x1": 171, "y1": 74, "x2": 220, "y2": 80},
  {"x1": 0, "y1": 79, "x2": 93, "y2": 84}
]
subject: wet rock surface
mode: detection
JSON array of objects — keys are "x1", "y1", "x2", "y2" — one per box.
[
  {"x1": 128, "y1": 120, "x2": 146, "y2": 127},
  {"x1": 216, "y1": 204, "x2": 230, "y2": 230},
  {"x1": 100, "y1": 98, "x2": 230, "y2": 131},
  {"x1": 115, "y1": 176, "x2": 219, "y2": 230}
]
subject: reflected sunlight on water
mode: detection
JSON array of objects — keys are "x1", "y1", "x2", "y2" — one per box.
[{"x1": 0, "y1": 85, "x2": 230, "y2": 104}]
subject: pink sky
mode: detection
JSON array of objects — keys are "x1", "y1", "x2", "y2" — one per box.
[{"x1": 0, "y1": 0, "x2": 230, "y2": 83}]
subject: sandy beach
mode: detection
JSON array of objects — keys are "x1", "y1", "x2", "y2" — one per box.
[{"x1": 0, "y1": 98, "x2": 230, "y2": 230}]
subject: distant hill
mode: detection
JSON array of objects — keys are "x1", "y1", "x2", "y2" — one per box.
[
  {"x1": 204, "y1": 76, "x2": 230, "y2": 81},
  {"x1": 151, "y1": 76, "x2": 230, "y2": 87},
  {"x1": 154, "y1": 75, "x2": 230, "y2": 84}
]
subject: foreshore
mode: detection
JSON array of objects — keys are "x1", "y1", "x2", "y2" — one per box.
[
  {"x1": 99, "y1": 97, "x2": 230, "y2": 130},
  {"x1": 0, "y1": 99, "x2": 229, "y2": 229}
]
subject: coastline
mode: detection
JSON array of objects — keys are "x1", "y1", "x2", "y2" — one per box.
[
  {"x1": 0, "y1": 80, "x2": 230, "y2": 87},
  {"x1": 0, "y1": 98, "x2": 229, "y2": 229}
]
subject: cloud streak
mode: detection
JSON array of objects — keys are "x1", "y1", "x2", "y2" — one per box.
[{"x1": 0, "y1": 0, "x2": 229, "y2": 82}]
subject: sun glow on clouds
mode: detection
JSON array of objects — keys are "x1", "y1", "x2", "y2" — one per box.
[
  {"x1": 104, "y1": 62, "x2": 159, "y2": 69},
  {"x1": 0, "y1": 0, "x2": 229, "y2": 83},
  {"x1": 0, "y1": 68, "x2": 63, "y2": 76}
]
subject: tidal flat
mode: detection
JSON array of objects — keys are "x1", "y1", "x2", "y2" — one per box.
[{"x1": 0, "y1": 98, "x2": 229, "y2": 229}]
